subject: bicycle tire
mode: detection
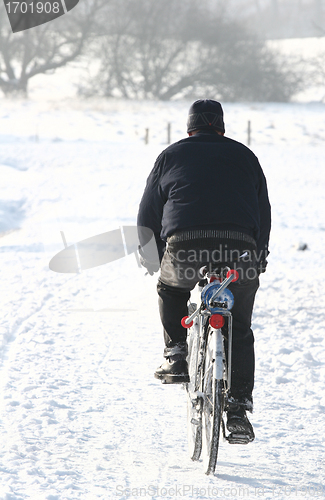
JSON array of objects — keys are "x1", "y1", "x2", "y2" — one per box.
[
  {"x1": 186, "y1": 305, "x2": 202, "y2": 461},
  {"x1": 201, "y1": 334, "x2": 224, "y2": 475}
]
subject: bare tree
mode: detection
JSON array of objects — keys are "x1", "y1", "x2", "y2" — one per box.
[
  {"x1": 79, "y1": 0, "x2": 303, "y2": 102},
  {"x1": 0, "y1": 0, "x2": 106, "y2": 96}
]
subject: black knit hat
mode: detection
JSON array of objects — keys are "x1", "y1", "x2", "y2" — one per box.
[{"x1": 187, "y1": 99, "x2": 225, "y2": 134}]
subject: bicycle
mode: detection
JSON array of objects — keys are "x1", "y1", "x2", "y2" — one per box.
[{"x1": 181, "y1": 266, "x2": 247, "y2": 475}]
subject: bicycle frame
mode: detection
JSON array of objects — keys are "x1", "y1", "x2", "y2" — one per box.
[
  {"x1": 185, "y1": 269, "x2": 236, "y2": 474},
  {"x1": 189, "y1": 295, "x2": 233, "y2": 398},
  {"x1": 212, "y1": 311, "x2": 232, "y2": 392}
]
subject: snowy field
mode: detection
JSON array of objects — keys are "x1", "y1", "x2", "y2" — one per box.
[{"x1": 0, "y1": 94, "x2": 325, "y2": 500}]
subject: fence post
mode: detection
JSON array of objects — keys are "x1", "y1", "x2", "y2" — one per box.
[
  {"x1": 167, "y1": 123, "x2": 171, "y2": 144},
  {"x1": 247, "y1": 120, "x2": 251, "y2": 146},
  {"x1": 145, "y1": 128, "x2": 149, "y2": 145}
]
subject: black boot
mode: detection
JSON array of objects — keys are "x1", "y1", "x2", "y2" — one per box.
[
  {"x1": 154, "y1": 356, "x2": 190, "y2": 384},
  {"x1": 226, "y1": 403, "x2": 255, "y2": 444}
]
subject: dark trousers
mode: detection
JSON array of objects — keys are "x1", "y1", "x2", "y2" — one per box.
[{"x1": 157, "y1": 238, "x2": 259, "y2": 401}]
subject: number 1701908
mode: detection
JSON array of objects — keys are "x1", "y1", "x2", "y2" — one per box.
[{"x1": 5, "y1": 1, "x2": 61, "y2": 14}]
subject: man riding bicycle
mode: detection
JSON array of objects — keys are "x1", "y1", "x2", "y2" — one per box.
[{"x1": 137, "y1": 99, "x2": 271, "y2": 442}]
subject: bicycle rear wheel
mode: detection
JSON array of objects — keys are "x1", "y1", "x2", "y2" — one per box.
[
  {"x1": 201, "y1": 333, "x2": 224, "y2": 475},
  {"x1": 186, "y1": 304, "x2": 202, "y2": 461}
]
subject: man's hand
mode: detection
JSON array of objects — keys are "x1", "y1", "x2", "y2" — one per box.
[
  {"x1": 140, "y1": 256, "x2": 160, "y2": 275},
  {"x1": 138, "y1": 246, "x2": 160, "y2": 275},
  {"x1": 257, "y1": 259, "x2": 268, "y2": 274}
]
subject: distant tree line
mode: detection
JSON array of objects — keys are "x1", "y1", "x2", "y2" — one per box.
[
  {"x1": 79, "y1": 0, "x2": 303, "y2": 101},
  {"x1": 0, "y1": 0, "x2": 310, "y2": 101},
  {"x1": 237, "y1": 0, "x2": 325, "y2": 38}
]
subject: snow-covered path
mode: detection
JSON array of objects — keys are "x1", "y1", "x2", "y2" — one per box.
[{"x1": 0, "y1": 101, "x2": 324, "y2": 499}]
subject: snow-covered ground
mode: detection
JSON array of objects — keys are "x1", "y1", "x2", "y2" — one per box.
[{"x1": 0, "y1": 94, "x2": 325, "y2": 500}]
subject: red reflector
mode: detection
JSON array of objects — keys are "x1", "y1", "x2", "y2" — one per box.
[
  {"x1": 226, "y1": 269, "x2": 239, "y2": 282},
  {"x1": 181, "y1": 316, "x2": 193, "y2": 328},
  {"x1": 209, "y1": 314, "x2": 225, "y2": 329}
]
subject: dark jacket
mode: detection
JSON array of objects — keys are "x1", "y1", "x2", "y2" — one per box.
[{"x1": 137, "y1": 131, "x2": 271, "y2": 262}]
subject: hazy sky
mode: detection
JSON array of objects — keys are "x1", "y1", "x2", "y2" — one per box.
[{"x1": 228, "y1": 0, "x2": 325, "y2": 38}]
